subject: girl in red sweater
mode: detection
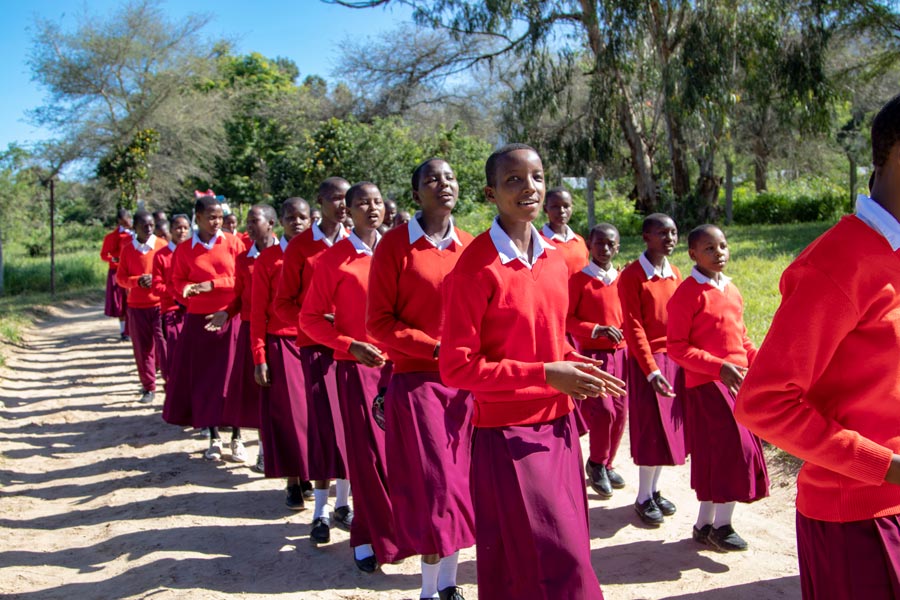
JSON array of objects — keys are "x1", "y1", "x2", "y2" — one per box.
[
  {"x1": 164, "y1": 195, "x2": 246, "y2": 461},
  {"x1": 152, "y1": 214, "x2": 190, "y2": 388},
  {"x1": 667, "y1": 225, "x2": 769, "y2": 551},
  {"x1": 540, "y1": 187, "x2": 589, "y2": 275},
  {"x1": 367, "y1": 159, "x2": 475, "y2": 600},
  {"x1": 100, "y1": 208, "x2": 133, "y2": 341},
  {"x1": 300, "y1": 182, "x2": 409, "y2": 573},
  {"x1": 440, "y1": 144, "x2": 625, "y2": 600},
  {"x1": 566, "y1": 223, "x2": 628, "y2": 499}
]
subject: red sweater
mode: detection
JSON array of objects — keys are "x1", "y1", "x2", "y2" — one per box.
[
  {"x1": 250, "y1": 243, "x2": 296, "y2": 366},
  {"x1": 618, "y1": 259, "x2": 682, "y2": 376},
  {"x1": 736, "y1": 215, "x2": 900, "y2": 523},
  {"x1": 439, "y1": 231, "x2": 576, "y2": 428},
  {"x1": 540, "y1": 229, "x2": 589, "y2": 275},
  {"x1": 100, "y1": 228, "x2": 132, "y2": 271},
  {"x1": 239, "y1": 232, "x2": 252, "y2": 250},
  {"x1": 171, "y1": 232, "x2": 244, "y2": 315},
  {"x1": 299, "y1": 238, "x2": 383, "y2": 362},
  {"x1": 666, "y1": 276, "x2": 757, "y2": 389},
  {"x1": 115, "y1": 237, "x2": 167, "y2": 308},
  {"x1": 152, "y1": 244, "x2": 179, "y2": 313},
  {"x1": 566, "y1": 268, "x2": 626, "y2": 352},
  {"x1": 229, "y1": 250, "x2": 257, "y2": 322},
  {"x1": 366, "y1": 224, "x2": 474, "y2": 373}
]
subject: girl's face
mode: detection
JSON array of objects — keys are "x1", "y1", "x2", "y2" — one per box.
[
  {"x1": 282, "y1": 204, "x2": 311, "y2": 240},
  {"x1": 643, "y1": 219, "x2": 678, "y2": 257},
  {"x1": 349, "y1": 184, "x2": 385, "y2": 232},
  {"x1": 545, "y1": 193, "x2": 573, "y2": 226},
  {"x1": 689, "y1": 227, "x2": 730, "y2": 277},
  {"x1": 319, "y1": 184, "x2": 350, "y2": 225},
  {"x1": 171, "y1": 218, "x2": 191, "y2": 245},
  {"x1": 223, "y1": 214, "x2": 238, "y2": 233},
  {"x1": 485, "y1": 149, "x2": 545, "y2": 225},
  {"x1": 135, "y1": 215, "x2": 155, "y2": 244},
  {"x1": 245, "y1": 208, "x2": 271, "y2": 242},
  {"x1": 197, "y1": 205, "x2": 223, "y2": 237},
  {"x1": 414, "y1": 160, "x2": 459, "y2": 216},
  {"x1": 590, "y1": 229, "x2": 619, "y2": 269}
]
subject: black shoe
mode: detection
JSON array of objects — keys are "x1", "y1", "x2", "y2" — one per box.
[
  {"x1": 606, "y1": 468, "x2": 626, "y2": 489},
  {"x1": 692, "y1": 524, "x2": 712, "y2": 545},
  {"x1": 634, "y1": 498, "x2": 664, "y2": 525},
  {"x1": 653, "y1": 491, "x2": 677, "y2": 516},
  {"x1": 310, "y1": 516, "x2": 331, "y2": 543},
  {"x1": 301, "y1": 480, "x2": 314, "y2": 500},
  {"x1": 708, "y1": 524, "x2": 748, "y2": 552},
  {"x1": 121, "y1": 333, "x2": 131, "y2": 342},
  {"x1": 586, "y1": 460, "x2": 613, "y2": 499},
  {"x1": 438, "y1": 585, "x2": 466, "y2": 600},
  {"x1": 333, "y1": 504, "x2": 353, "y2": 528},
  {"x1": 285, "y1": 484, "x2": 305, "y2": 511},
  {"x1": 354, "y1": 553, "x2": 378, "y2": 573}
]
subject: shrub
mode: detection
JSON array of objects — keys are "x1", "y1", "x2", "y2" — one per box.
[{"x1": 732, "y1": 192, "x2": 845, "y2": 225}]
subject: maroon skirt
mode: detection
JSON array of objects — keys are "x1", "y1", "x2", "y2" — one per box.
[
  {"x1": 159, "y1": 308, "x2": 184, "y2": 382},
  {"x1": 104, "y1": 269, "x2": 127, "y2": 319},
  {"x1": 385, "y1": 371, "x2": 475, "y2": 557},
  {"x1": 300, "y1": 345, "x2": 347, "y2": 481},
  {"x1": 335, "y1": 360, "x2": 411, "y2": 564},
  {"x1": 126, "y1": 305, "x2": 161, "y2": 392},
  {"x1": 627, "y1": 352, "x2": 687, "y2": 466},
  {"x1": 797, "y1": 511, "x2": 900, "y2": 600},
  {"x1": 579, "y1": 348, "x2": 628, "y2": 467},
  {"x1": 685, "y1": 381, "x2": 769, "y2": 503},
  {"x1": 259, "y1": 335, "x2": 309, "y2": 479},
  {"x1": 471, "y1": 411, "x2": 604, "y2": 600},
  {"x1": 162, "y1": 313, "x2": 239, "y2": 428},
  {"x1": 221, "y1": 319, "x2": 261, "y2": 429}
]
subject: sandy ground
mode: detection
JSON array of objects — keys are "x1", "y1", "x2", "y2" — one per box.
[{"x1": 0, "y1": 301, "x2": 802, "y2": 600}]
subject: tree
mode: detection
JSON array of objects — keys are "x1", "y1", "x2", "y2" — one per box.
[{"x1": 96, "y1": 128, "x2": 160, "y2": 210}]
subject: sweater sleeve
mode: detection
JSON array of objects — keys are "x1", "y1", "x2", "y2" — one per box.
[
  {"x1": 115, "y1": 248, "x2": 140, "y2": 289},
  {"x1": 171, "y1": 246, "x2": 190, "y2": 299},
  {"x1": 299, "y1": 260, "x2": 354, "y2": 354},
  {"x1": 439, "y1": 270, "x2": 547, "y2": 392},
  {"x1": 735, "y1": 263, "x2": 894, "y2": 485},
  {"x1": 666, "y1": 284, "x2": 725, "y2": 378},
  {"x1": 249, "y1": 258, "x2": 272, "y2": 366},
  {"x1": 151, "y1": 252, "x2": 168, "y2": 299},
  {"x1": 565, "y1": 275, "x2": 598, "y2": 339},
  {"x1": 100, "y1": 233, "x2": 116, "y2": 265},
  {"x1": 273, "y1": 242, "x2": 305, "y2": 327},
  {"x1": 618, "y1": 268, "x2": 659, "y2": 376}
]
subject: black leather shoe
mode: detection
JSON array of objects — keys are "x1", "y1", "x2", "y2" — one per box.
[
  {"x1": 438, "y1": 585, "x2": 466, "y2": 600},
  {"x1": 285, "y1": 484, "x2": 305, "y2": 511},
  {"x1": 708, "y1": 525, "x2": 748, "y2": 551},
  {"x1": 354, "y1": 553, "x2": 378, "y2": 573},
  {"x1": 301, "y1": 480, "x2": 314, "y2": 500},
  {"x1": 310, "y1": 516, "x2": 331, "y2": 543},
  {"x1": 652, "y1": 491, "x2": 676, "y2": 516},
  {"x1": 606, "y1": 468, "x2": 626, "y2": 489},
  {"x1": 333, "y1": 505, "x2": 354, "y2": 528},
  {"x1": 634, "y1": 498, "x2": 664, "y2": 525},
  {"x1": 586, "y1": 460, "x2": 613, "y2": 499},
  {"x1": 692, "y1": 524, "x2": 712, "y2": 545}
]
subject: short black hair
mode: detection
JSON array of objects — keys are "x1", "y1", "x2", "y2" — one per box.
[
  {"x1": 133, "y1": 210, "x2": 153, "y2": 225},
  {"x1": 172, "y1": 213, "x2": 191, "y2": 227},
  {"x1": 317, "y1": 177, "x2": 350, "y2": 201},
  {"x1": 485, "y1": 143, "x2": 538, "y2": 187},
  {"x1": 642, "y1": 212, "x2": 676, "y2": 234},
  {"x1": 590, "y1": 223, "x2": 619, "y2": 242},
  {"x1": 116, "y1": 208, "x2": 131, "y2": 221},
  {"x1": 250, "y1": 203, "x2": 277, "y2": 224},
  {"x1": 346, "y1": 182, "x2": 379, "y2": 207},
  {"x1": 282, "y1": 197, "x2": 309, "y2": 216},
  {"x1": 411, "y1": 158, "x2": 445, "y2": 190},
  {"x1": 872, "y1": 94, "x2": 900, "y2": 168},
  {"x1": 687, "y1": 224, "x2": 722, "y2": 249}
]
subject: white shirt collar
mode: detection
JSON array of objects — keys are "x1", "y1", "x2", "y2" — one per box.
[
  {"x1": 638, "y1": 252, "x2": 675, "y2": 280},
  {"x1": 489, "y1": 217, "x2": 555, "y2": 269},
  {"x1": 541, "y1": 223, "x2": 576, "y2": 243},
  {"x1": 247, "y1": 243, "x2": 261, "y2": 259},
  {"x1": 857, "y1": 194, "x2": 900, "y2": 251},
  {"x1": 582, "y1": 261, "x2": 618, "y2": 285},
  {"x1": 348, "y1": 230, "x2": 381, "y2": 256},
  {"x1": 168, "y1": 241, "x2": 176, "y2": 252},
  {"x1": 118, "y1": 225, "x2": 133, "y2": 235},
  {"x1": 280, "y1": 236, "x2": 289, "y2": 252},
  {"x1": 191, "y1": 229, "x2": 223, "y2": 251},
  {"x1": 408, "y1": 212, "x2": 461, "y2": 251},
  {"x1": 312, "y1": 221, "x2": 349, "y2": 247},
  {"x1": 691, "y1": 266, "x2": 731, "y2": 291},
  {"x1": 133, "y1": 234, "x2": 157, "y2": 255}
]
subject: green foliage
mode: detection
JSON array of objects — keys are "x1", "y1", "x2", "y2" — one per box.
[{"x1": 96, "y1": 128, "x2": 160, "y2": 210}]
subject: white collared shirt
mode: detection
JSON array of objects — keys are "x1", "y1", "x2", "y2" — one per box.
[
  {"x1": 408, "y1": 212, "x2": 461, "y2": 251},
  {"x1": 690, "y1": 266, "x2": 731, "y2": 292},
  {"x1": 312, "y1": 221, "x2": 349, "y2": 247},
  {"x1": 191, "y1": 229, "x2": 223, "y2": 251},
  {"x1": 280, "y1": 236, "x2": 289, "y2": 252},
  {"x1": 638, "y1": 252, "x2": 675, "y2": 279},
  {"x1": 541, "y1": 223, "x2": 576, "y2": 243},
  {"x1": 582, "y1": 261, "x2": 618, "y2": 285},
  {"x1": 118, "y1": 225, "x2": 133, "y2": 235},
  {"x1": 133, "y1": 234, "x2": 157, "y2": 255},
  {"x1": 247, "y1": 243, "x2": 261, "y2": 259},
  {"x1": 168, "y1": 241, "x2": 176, "y2": 252},
  {"x1": 857, "y1": 194, "x2": 900, "y2": 251},
  {"x1": 348, "y1": 230, "x2": 381, "y2": 256},
  {"x1": 489, "y1": 217, "x2": 555, "y2": 269}
]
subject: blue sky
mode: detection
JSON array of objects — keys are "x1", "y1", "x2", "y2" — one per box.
[{"x1": 0, "y1": 0, "x2": 414, "y2": 150}]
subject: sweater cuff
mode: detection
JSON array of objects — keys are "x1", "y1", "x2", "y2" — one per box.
[{"x1": 848, "y1": 437, "x2": 894, "y2": 485}]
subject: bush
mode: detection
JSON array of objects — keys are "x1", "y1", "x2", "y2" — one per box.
[{"x1": 732, "y1": 192, "x2": 845, "y2": 225}]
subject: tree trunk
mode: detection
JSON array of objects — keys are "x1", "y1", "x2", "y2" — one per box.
[
  {"x1": 0, "y1": 228, "x2": 5, "y2": 296},
  {"x1": 586, "y1": 170, "x2": 597, "y2": 230},
  {"x1": 724, "y1": 158, "x2": 734, "y2": 225},
  {"x1": 694, "y1": 151, "x2": 720, "y2": 224},
  {"x1": 666, "y1": 111, "x2": 692, "y2": 198},
  {"x1": 849, "y1": 155, "x2": 858, "y2": 211},
  {"x1": 753, "y1": 137, "x2": 769, "y2": 192},
  {"x1": 617, "y1": 99, "x2": 657, "y2": 214}
]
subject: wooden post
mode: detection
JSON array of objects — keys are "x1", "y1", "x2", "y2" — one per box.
[
  {"x1": 586, "y1": 170, "x2": 597, "y2": 230},
  {"x1": 50, "y1": 178, "x2": 56, "y2": 297},
  {"x1": 725, "y1": 159, "x2": 734, "y2": 225}
]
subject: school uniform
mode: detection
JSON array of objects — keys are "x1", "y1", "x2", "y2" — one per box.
[
  {"x1": 100, "y1": 226, "x2": 133, "y2": 320},
  {"x1": 440, "y1": 217, "x2": 604, "y2": 600},
  {"x1": 540, "y1": 223, "x2": 589, "y2": 275},
  {"x1": 116, "y1": 235, "x2": 167, "y2": 393},
  {"x1": 163, "y1": 230, "x2": 244, "y2": 428},
  {"x1": 251, "y1": 236, "x2": 309, "y2": 479},
  {"x1": 736, "y1": 196, "x2": 900, "y2": 600},
  {"x1": 300, "y1": 231, "x2": 410, "y2": 565},
  {"x1": 567, "y1": 263, "x2": 628, "y2": 470},
  {"x1": 274, "y1": 222, "x2": 350, "y2": 481},
  {"x1": 238, "y1": 231, "x2": 252, "y2": 250},
  {"x1": 618, "y1": 254, "x2": 687, "y2": 466},
  {"x1": 151, "y1": 242, "x2": 184, "y2": 381},
  {"x1": 366, "y1": 214, "x2": 476, "y2": 558},
  {"x1": 666, "y1": 268, "x2": 769, "y2": 504}
]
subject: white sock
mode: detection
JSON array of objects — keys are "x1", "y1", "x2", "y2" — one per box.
[
  {"x1": 313, "y1": 489, "x2": 329, "y2": 520},
  {"x1": 713, "y1": 502, "x2": 736, "y2": 528},
  {"x1": 637, "y1": 466, "x2": 655, "y2": 503},
  {"x1": 119, "y1": 321, "x2": 126, "y2": 333},
  {"x1": 336, "y1": 478, "x2": 351, "y2": 508},
  {"x1": 353, "y1": 544, "x2": 374, "y2": 560},
  {"x1": 437, "y1": 551, "x2": 459, "y2": 590},
  {"x1": 258, "y1": 445, "x2": 264, "y2": 460},
  {"x1": 421, "y1": 558, "x2": 440, "y2": 598},
  {"x1": 651, "y1": 465, "x2": 663, "y2": 493},
  {"x1": 695, "y1": 501, "x2": 715, "y2": 528}
]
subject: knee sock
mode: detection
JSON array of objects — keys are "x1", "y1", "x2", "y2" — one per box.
[
  {"x1": 420, "y1": 558, "x2": 440, "y2": 598},
  {"x1": 651, "y1": 465, "x2": 663, "y2": 493},
  {"x1": 713, "y1": 502, "x2": 736, "y2": 528},
  {"x1": 637, "y1": 466, "x2": 655, "y2": 503},
  {"x1": 437, "y1": 551, "x2": 459, "y2": 590},
  {"x1": 209, "y1": 427, "x2": 220, "y2": 440},
  {"x1": 695, "y1": 501, "x2": 715, "y2": 528},
  {"x1": 335, "y1": 478, "x2": 351, "y2": 508},
  {"x1": 353, "y1": 544, "x2": 374, "y2": 560},
  {"x1": 119, "y1": 321, "x2": 126, "y2": 333},
  {"x1": 313, "y1": 489, "x2": 329, "y2": 520},
  {"x1": 231, "y1": 427, "x2": 242, "y2": 441}
]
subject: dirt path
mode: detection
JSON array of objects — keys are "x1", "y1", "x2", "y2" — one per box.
[{"x1": 0, "y1": 302, "x2": 801, "y2": 599}]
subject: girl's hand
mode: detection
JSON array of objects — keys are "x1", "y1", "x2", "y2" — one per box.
[
  {"x1": 566, "y1": 352, "x2": 627, "y2": 398},
  {"x1": 324, "y1": 313, "x2": 335, "y2": 324},
  {"x1": 886, "y1": 455, "x2": 900, "y2": 486},
  {"x1": 650, "y1": 373, "x2": 676, "y2": 397},
  {"x1": 204, "y1": 311, "x2": 228, "y2": 331},
  {"x1": 349, "y1": 341, "x2": 386, "y2": 368},
  {"x1": 185, "y1": 281, "x2": 214, "y2": 297},
  {"x1": 254, "y1": 363, "x2": 271, "y2": 387},
  {"x1": 138, "y1": 274, "x2": 153, "y2": 288},
  {"x1": 592, "y1": 325, "x2": 624, "y2": 344},
  {"x1": 546, "y1": 361, "x2": 607, "y2": 400},
  {"x1": 719, "y1": 362, "x2": 748, "y2": 396}
]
